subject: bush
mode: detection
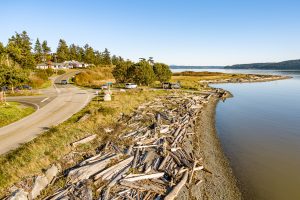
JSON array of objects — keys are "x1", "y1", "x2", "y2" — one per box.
[{"x1": 74, "y1": 67, "x2": 114, "y2": 87}]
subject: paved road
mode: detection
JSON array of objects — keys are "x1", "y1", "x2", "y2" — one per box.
[{"x1": 0, "y1": 71, "x2": 93, "y2": 154}]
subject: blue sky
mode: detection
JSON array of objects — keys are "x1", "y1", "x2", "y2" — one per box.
[{"x1": 1, "y1": 0, "x2": 300, "y2": 65}]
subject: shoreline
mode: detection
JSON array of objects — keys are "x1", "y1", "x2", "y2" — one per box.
[{"x1": 177, "y1": 96, "x2": 241, "y2": 199}]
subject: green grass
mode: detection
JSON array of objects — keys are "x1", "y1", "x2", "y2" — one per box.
[
  {"x1": 0, "y1": 102, "x2": 35, "y2": 127},
  {"x1": 0, "y1": 90, "x2": 169, "y2": 196}
]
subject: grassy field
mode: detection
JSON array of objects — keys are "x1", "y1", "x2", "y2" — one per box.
[
  {"x1": 0, "y1": 102, "x2": 35, "y2": 127},
  {"x1": 171, "y1": 71, "x2": 249, "y2": 90},
  {"x1": 0, "y1": 90, "x2": 168, "y2": 195}
]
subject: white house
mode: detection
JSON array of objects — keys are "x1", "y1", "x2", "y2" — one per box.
[{"x1": 36, "y1": 60, "x2": 90, "y2": 70}]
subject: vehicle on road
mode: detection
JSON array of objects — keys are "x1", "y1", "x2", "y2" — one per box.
[
  {"x1": 125, "y1": 83, "x2": 138, "y2": 89},
  {"x1": 61, "y1": 80, "x2": 68, "y2": 85},
  {"x1": 15, "y1": 85, "x2": 32, "y2": 90}
]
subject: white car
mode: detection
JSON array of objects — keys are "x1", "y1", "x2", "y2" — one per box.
[
  {"x1": 125, "y1": 83, "x2": 137, "y2": 89},
  {"x1": 101, "y1": 84, "x2": 109, "y2": 90}
]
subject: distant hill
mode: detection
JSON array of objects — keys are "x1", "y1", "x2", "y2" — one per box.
[
  {"x1": 170, "y1": 65, "x2": 224, "y2": 69},
  {"x1": 225, "y1": 59, "x2": 300, "y2": 70}
]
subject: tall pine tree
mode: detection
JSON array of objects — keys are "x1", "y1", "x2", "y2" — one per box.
[
  {"x1": 6, "y1": 31, "x2": 35, "y2": 68},
  {"x1": 34, "y1": 38, "x2": 43, "y2": 63},
  {"x1": 56, "y1": 39, "x2": 69, "y2": 62},
  {"x1": 102, "y1": 48, "x2": 111, "y2": 65},
  {"x1": 42, "y1": 40, "x2": 51, "y2": 62}
]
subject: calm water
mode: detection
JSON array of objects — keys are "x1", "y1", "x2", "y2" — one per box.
[{"x1": 173, "y1": 69, "x2": 300, "y2": 200}]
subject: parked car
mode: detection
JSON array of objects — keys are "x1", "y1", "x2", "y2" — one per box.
[
  {"x1": 170, "y1": 83, "x2": 181, "y2": 89},
  {"x1": 162, "y1": 82, "x2": 170, "y2": 89},
  {"x1": 162, "y1": 82, "x2": 181, "y2": 89},
  {"x1": 101, "y1": 84, "x2": 109, "y2": 90},
  {"x1": 1, "y1": 86, "x2": 9, "y2": 92},
  {"x1": 125, "y1": 83, "x2": 138, "y2": 89},
  {"x1": 61, "y1": 80, "x2": 68, "y2": 85},
  {"x1": 15, "y1": 85, "x2": 32, "y2": 90}
]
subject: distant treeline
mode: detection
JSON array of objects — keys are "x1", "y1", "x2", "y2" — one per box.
[{"x1": 225, "y1": 59, "x2": 300, "y2": 70}]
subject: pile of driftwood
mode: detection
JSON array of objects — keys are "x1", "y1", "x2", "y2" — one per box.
[{"x1": 38, "y1": 93, "x2": 214, "y2": 200}]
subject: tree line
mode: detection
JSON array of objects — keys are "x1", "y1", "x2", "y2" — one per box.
[
  {"x1": 0, "y1": 31, "x2": 118, "y2": 69},
  {"x1": 0, "y1": 31, "x2": 173, "y2": 89}
]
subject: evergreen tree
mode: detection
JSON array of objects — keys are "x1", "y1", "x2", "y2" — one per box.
[
  {"x1": 42, "y1": 40, "x2": 51, "y2": 62},
  {"x1": 56, "y1": 39, "x2": 69, "y2": 62},
  {"x1": 102, "y1": 48, "x2": 111, "y2": 65},
  {"x1": 34, "y1": 38, "x2": 43, "y2": 63},
  {"x1": 83, "y1": 44, "x2": 95, "y2": 64},
  {"x1": 69, "y1": 44, "x2": 77, "y2": 60},
  {"x1": 153, "y1": 63, "x2": 172, "y2": 83},
  {"x1": 148, "y1": 57, "x2": 154, "y2": 65},
  {"x1": 94, "y1": 50, "x2": 103, "y2": 65},
  {"x1": 76, "y1": 45, "x2": 85, "y2": 62},
  {"x1": 6, "y1": 31, "x2": 36, "y2": 68}
]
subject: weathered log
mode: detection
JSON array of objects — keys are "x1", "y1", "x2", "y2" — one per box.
[
  {"x1": 160, "y1": 125, "x2": 169, "y2": 134},
  {"x1": 122, "y1": 172, "x2": 165, "y2": 182},
  {"x1": 189, "y1": 161, "x2": 198, "y2": 184},
  {"x1": 119, "y1": 180, "x2": 166, "y2": 194},
  {"x1": 79, "y1": 152, "x2": 114, "y2": 166},
  {"x1": 178, "y1": 166, "x2": 204, "y2": 174},
  {"x1": 107, "y1": 165, "x2": 130, "y2": 187},
  {"x1": 94, "y1": 156, "x2": 134, "y2": 181},
  {"x1": 121, "y1": 131, "x2": 138, "y2": 138},
  {"x1": 158, "y1": 154, "x2": 170, "y2": 171},
  {"x1": 71, "y1": 134, "x2": 97, "y2": 147},
  {"x1": 133, "y1": 144, "x2": 158, "y2": 149},
  {"x1": 68, "y1": 154, "x2": 119, "y2": 183},
  {"x1": 164, "y1": 171, "x2": 188, "y2": 200},
  {"x1": 100, "y1": 186, "x2": 110, "y2": 200},
  {"x1": 126, "y1": 145, "x2": 134, "y2": 155},
  {"x1": 131, "y1": 149, "x2": 139, "y2": 168}
]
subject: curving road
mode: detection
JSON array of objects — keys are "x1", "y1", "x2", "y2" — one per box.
[{"x1": 0, "y1": 71, "x2": 93, "y2": 154}]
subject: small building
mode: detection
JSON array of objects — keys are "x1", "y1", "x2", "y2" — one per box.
[{"x1": 36, "y1": 60, "x2": 90, "y2": 70}]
